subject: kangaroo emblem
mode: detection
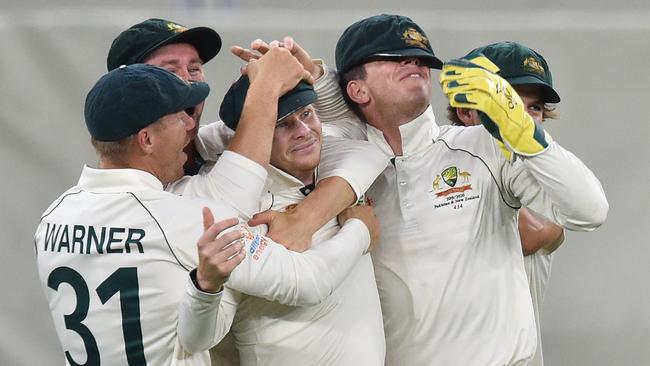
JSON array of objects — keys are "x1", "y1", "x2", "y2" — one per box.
[
  {"x1": 432, "y1": 175, "x2": 441, "y2": 191},
  {"x1": 459, "y1": 171, "x2": 471, "y2": 183}
]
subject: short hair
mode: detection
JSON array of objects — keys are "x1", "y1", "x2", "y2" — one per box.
[
  {"x1": 446, "y1": 104, "x2": 559, "y2": 126},
  {"x1": 338, "y1": 64, "x2": 369, "y2": 124},
  {"x1": 91, "y1": 134, "x2": 136, "y2": 161}
]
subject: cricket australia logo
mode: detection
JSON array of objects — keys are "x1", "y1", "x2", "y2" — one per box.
[
  {"x1": 167, "y1": 22, "x2": 188, "y2": 33},
  {"x1": 430, "y1": 166, "x2": 479, "y2": 210},
  {"x1": 402, "y1": 27, "x2": 429, "y2": 49},
  {"x1": 523, "y1": 56, "x2": 545, "y2": 76}
]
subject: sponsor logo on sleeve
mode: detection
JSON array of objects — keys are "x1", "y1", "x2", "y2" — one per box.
[{"x1": 240, "y1": 226, "x2": 269, "y2": 261}]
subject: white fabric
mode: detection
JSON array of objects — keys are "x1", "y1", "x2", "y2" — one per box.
[
  {"x1": 524, "y1": 247, "x2": 555, "y2": 366},
  {"x1": 34, "y1": 162, "x2": 243, "y2": 366},
  {"x1": 179, "y1": 135, "x2": 389, "y2": 365},
  {"x1": 235, "y1": 165, "x2": 385, "y2": 366},
  {"x1": 314, "y1": 67, "x2": 608, "y2": 366}
]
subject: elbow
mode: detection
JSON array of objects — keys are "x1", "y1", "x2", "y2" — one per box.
[
  {"x1": 292, "y1": 290, "x2": 328, "y2": 307},
  {"x1": 565, "y1": 195, "x2": 609, "y2": 231}
]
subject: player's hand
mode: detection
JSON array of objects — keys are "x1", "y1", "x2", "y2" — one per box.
[
  {"x1": 196, "y1": 207, "x2": 246, "y2": 293},
  {"x1": 231, "y1": 36, "x2": 323, "y2": 80},
  {"x1": 246, "y1": 45, "x2": 314, "y2": 97},
  {"x1": 248, "y1": 205, "x2": 314, "y2": 253},
  {"x1": 337, "y1": 205, "x2": 380, "y2": 252},
  {"x1": 439, "y1": 56, "x2": 552, "y2": 159}
]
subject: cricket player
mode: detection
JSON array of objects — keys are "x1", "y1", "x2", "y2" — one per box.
[
  {"x1": 108, "y1": 18, "x2": 364, "y2": 251},
  {"x1": 448, "y1": 41, "x2": 567, "y2": 366},
  {"x1": 35, "y1": 58, "x2": 378, "y2": 365},
  {"x1": 307, "y1": 13, "x2": 608, "y2": 365},
  {"x1": 179, "y1": 75, "x2": 387, "y2": 365}
]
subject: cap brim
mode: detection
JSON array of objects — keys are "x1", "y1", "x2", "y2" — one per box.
[
  {"x1": 277, "y1": 89, "x2": 318, "y2": 121},
  {"x1": 507, "y1": 75, "x2": 560, "y2": 103},
  {"x1": 181, "y1": 81, "x2": 211, "y2": 110},
  {"x1": 373, "y1": 48, "x2": 443, "y2": 69},
  {"x1": 145, "y1": 27, "x2": 222, "y2": 65}
]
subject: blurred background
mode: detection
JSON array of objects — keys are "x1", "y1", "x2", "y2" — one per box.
[{"x1": 1, "y1": 1, "x2": 648, "y2": 365}]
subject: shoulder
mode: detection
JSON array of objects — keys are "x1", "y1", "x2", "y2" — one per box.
[{"x1": 436, "y1": 126, "x2": 500, "y2": 160}]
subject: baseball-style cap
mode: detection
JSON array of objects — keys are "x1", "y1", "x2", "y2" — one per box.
[
  {"x1": 85, "y1": 64, "x2": 210, "y2": 141},
  {"x1": 219, "y1": 75, "x2": 317, "y2": 131},
  {"x1": 106, "y1": 18, "x2": 222, "y2": 71},
  {"x1": 335, "y1": 14, "x2": 443, "y2": 74},
  {"x1": 465, "y1": 41, "x2": 560, "y2": 103}
]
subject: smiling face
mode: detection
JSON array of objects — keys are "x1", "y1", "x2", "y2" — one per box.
[
  {"x1": 270, "y1": 105, "x2": 322, "y2": 184},
  {"x1": 361, "y1": 57, "x2": 432, "y2": 119}
]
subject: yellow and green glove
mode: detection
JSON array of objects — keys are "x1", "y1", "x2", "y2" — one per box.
[{"x1": 439, "y1": 56, "x2": 552, "y2": 160}]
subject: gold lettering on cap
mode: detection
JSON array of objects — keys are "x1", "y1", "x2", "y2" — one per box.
[
  {"x1": 402, "y1": 27, "x2": 429, "y2": 49},
  {"x1": 523, "y1": 56, "x2": 545, "y2": 75},
  {"x1": 167, "y1": 22, "x2": 188, "y2": 33}
]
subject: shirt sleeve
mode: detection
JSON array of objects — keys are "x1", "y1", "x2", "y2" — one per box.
[
  {"x1": 503, "y1": 141, "x2": 609, "y2": 231},
  {"x1": 177, "y1": 275, "x2": 242, "y2": 354},
  {"x1": 195, "y1": 120, "x2": 235, "y2": 161},
  {"x1": 166, "y1": 150, "x2": 267, "y2": 219},
  {"x1": 226, "y1": 218, "x2": 370, "y2": 306},
  {"x1": 318, "y1": 136, "x2": 389, "y2": 199},
  {"x1": 313, "y1": 61, "x2": 368, "y2": 140}
]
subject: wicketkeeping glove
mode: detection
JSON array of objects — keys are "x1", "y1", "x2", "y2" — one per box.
[{"x1": 439, "y1": 56, "x2": 552, "y2": 159}]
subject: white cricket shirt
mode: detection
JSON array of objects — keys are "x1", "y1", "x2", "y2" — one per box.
[
  {"x1": 178, "y1": 136, "x2": 390, "y2": 365},
  {"x1": 35, "y1": 151, "x2": 372, "y2": 366},
  {"x1": 314, "y1": 67, "x2": 608, "y2": 366}
]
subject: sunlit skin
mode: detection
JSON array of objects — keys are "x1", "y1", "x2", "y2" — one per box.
[
  {"x1": 270, "y1": 105, "x2": 322, "y2": 185},
  {"x1": 357, "y1": 57, "x2": 432, "y2": 127},
  {"x1": 347, "y1": 57, "x2": 432, "y2": 155},
  {"x1": 148, "y1": 110, "x2": 196, "y2": 184},
  {"x1": 144, "y1": 43, "x2": 206, "y2": 170}
]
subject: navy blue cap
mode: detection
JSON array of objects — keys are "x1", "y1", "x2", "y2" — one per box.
[
  {"x1": 85, "y1": 64, "x2": 210, "y2": 141},
  {"x1": 219, "y1": 75, "x2": 317, "y2": 131}
]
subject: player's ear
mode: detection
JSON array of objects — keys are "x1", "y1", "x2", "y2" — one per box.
[
  {"x1": 346, "y1": 80, "x2": 370, "y2": 104},
  {"x1": 136, "y1": 127, "x2": 155, "y2": 154},
  {"x1": 456, "y1": 107, "x2": 481, "y2": 127}
]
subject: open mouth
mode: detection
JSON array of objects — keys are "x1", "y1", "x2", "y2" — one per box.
[{"x1": 184, "y1": 106, "x2": 196, "y2": 117}]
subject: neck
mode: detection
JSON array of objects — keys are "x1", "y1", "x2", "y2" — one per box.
[{"x1": 363, "y1": 103, "x2": 428, "y2": 156}]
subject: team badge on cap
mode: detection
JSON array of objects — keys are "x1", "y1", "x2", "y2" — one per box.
[
  {"x1": 402, "y1": 27, "x2": 429, "y2": 49},
  {"x1": 166, "y1": 22, "x2": 188, "y2": 33},
  {"x1": 523, "y1": 56, "x2": 545, "y2": 76}
]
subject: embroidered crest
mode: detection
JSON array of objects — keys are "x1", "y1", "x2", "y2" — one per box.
[
  {"x1": 166, "y1": 22, "x2": 188, "y2": 33},
  {"x1": 523, "y1": 56, "x2": 545, "y2": 75},
  {"x1": 430, "y1": 167, "x2": 479, "y2": 210},
  {"x1": 441, "y1": 166, "x2": 458, "y2": 187},
  {"x1": 402, "y1": 27, "x2": 429, "y2": 49}
]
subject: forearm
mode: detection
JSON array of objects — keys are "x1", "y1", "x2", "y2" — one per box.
[
  {"x1": 178, "y1": 273, "x2": 237, "y2": 353},
  {"x1": 226, "y1": 219, "x2": 369, "y2": 306},
  {"x1": 513, "y1": 142, "x2": 609, "y2": 231},
  {"x1": 292, "y1": 177, "x2": 356, "y2": 236},
  {"x1": 519, "y1": 207, "x2": 565, "y2": 256}
]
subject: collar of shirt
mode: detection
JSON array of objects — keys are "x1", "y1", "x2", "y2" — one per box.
[
  {"x1": 77, "y1": 165, "x2": 164, "y2": 192},
  {"x1": 366, "y1": 105, "x2": 440, "y2": 157},
  {"x1": 264, "y1": 165, "x2": 317, "y2": 197}
]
